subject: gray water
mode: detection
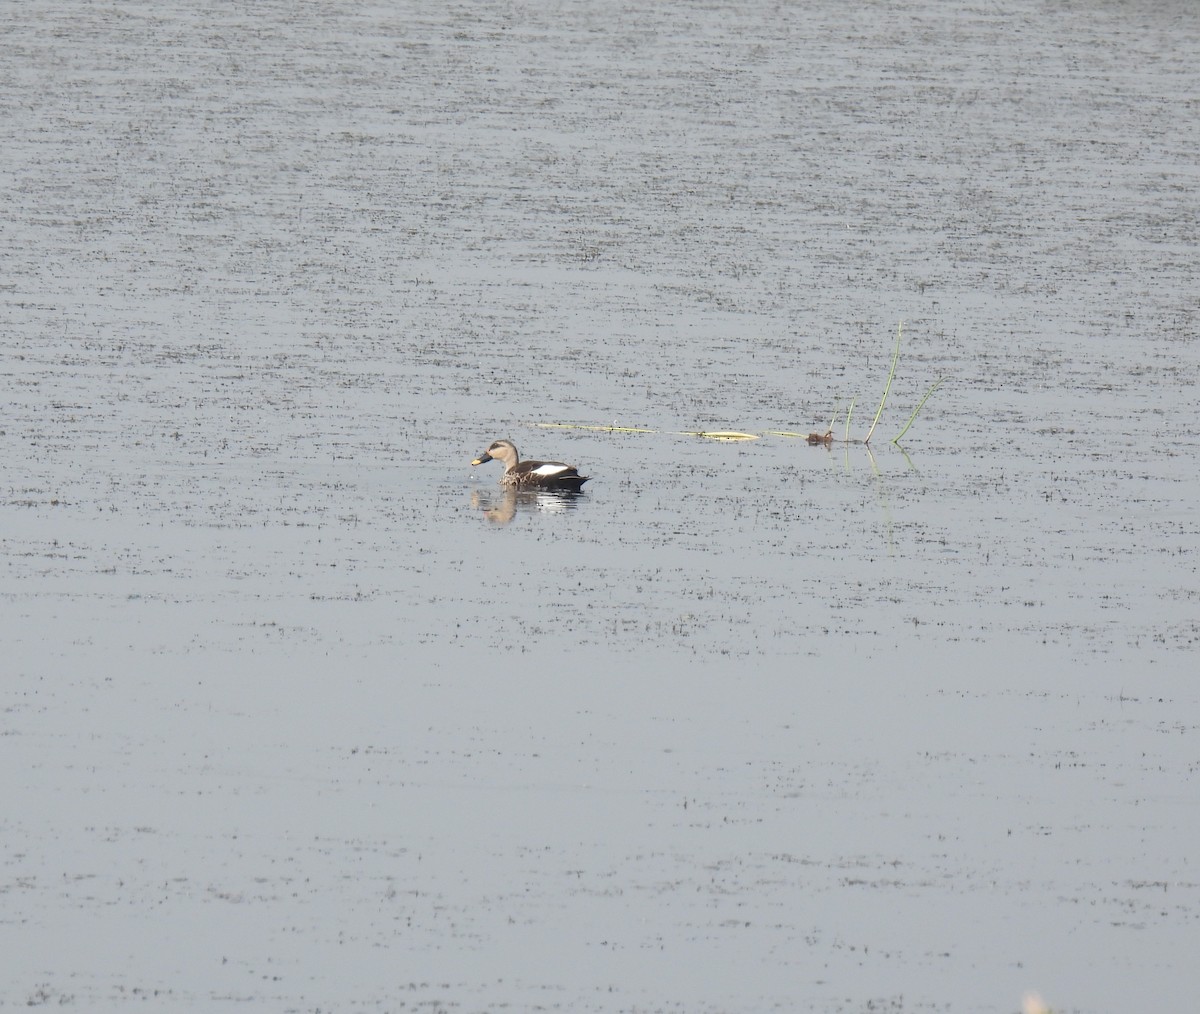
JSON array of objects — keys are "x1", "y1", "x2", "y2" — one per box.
[{"x1": 3, "y1": 1, "x2": 1198, "y2": 1011}]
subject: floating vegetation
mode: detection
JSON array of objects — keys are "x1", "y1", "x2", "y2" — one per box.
[
  {"x1": 537, "y1": 322, "x2": 945, "y2": 449},
  {"x1": 535, "y1": 422, "x2": 762, "y2": 442},
  {"x1": 684, "y1": 430, "x2": 760, "y2": 442},
  {"x1": 805, "y1": 320, "x2": 946, "y2": 447}
]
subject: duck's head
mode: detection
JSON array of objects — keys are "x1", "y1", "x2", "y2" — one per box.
[{"x1": 471, "y1": 439, "x2": 519, "y2": 469}]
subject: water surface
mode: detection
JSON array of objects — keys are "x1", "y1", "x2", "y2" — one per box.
[{"x1": 3, "y1": 1, "x2": 1198, "y2": 1011}]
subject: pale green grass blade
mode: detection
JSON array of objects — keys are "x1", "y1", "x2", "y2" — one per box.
[
  {"x1": 864, "y1": 320, "x2": 903, "y2": 444},
  {"x1": 892, "y1": 376, "x2": 946, "y2": 444}
]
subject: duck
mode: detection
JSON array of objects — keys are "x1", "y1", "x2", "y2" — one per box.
[{"x1": 470, "y1": 439, "x2": 589, "y2": 491}]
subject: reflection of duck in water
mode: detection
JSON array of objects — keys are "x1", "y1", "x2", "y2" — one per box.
[
  {"x1": 470, "y1": 439, "x2": 589, "y2": 491},
  {"x1": 470, "y1": 487, "x2": 583, "y2": 525}
]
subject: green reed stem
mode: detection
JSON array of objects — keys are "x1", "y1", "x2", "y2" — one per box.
[
  {"x1": 892, "y1": 376, "x2": 945, "y2": 444},
  {"x1": 864, "y1": 320, "x2": 903, "y2": 445}
]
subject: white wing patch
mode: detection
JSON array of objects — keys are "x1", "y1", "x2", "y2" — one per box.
[{"x1": 531, "y1": 463, "x2": 571, "y2": 478}]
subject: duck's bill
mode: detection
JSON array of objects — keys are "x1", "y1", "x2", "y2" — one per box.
[{"x1": 471, "y1": 453, "x2": 492, "y2": 466}]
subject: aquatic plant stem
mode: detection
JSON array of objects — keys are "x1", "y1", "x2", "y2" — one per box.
[
  {"x1": 892, "y1": 376, "x2": 946, "y2": 445},
  {"x1": 864, "y1": 319, "x2": 903, "y2": 445},
  {"x1": 844, "y1": 396, "x2": 856, "y2": 443}
]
